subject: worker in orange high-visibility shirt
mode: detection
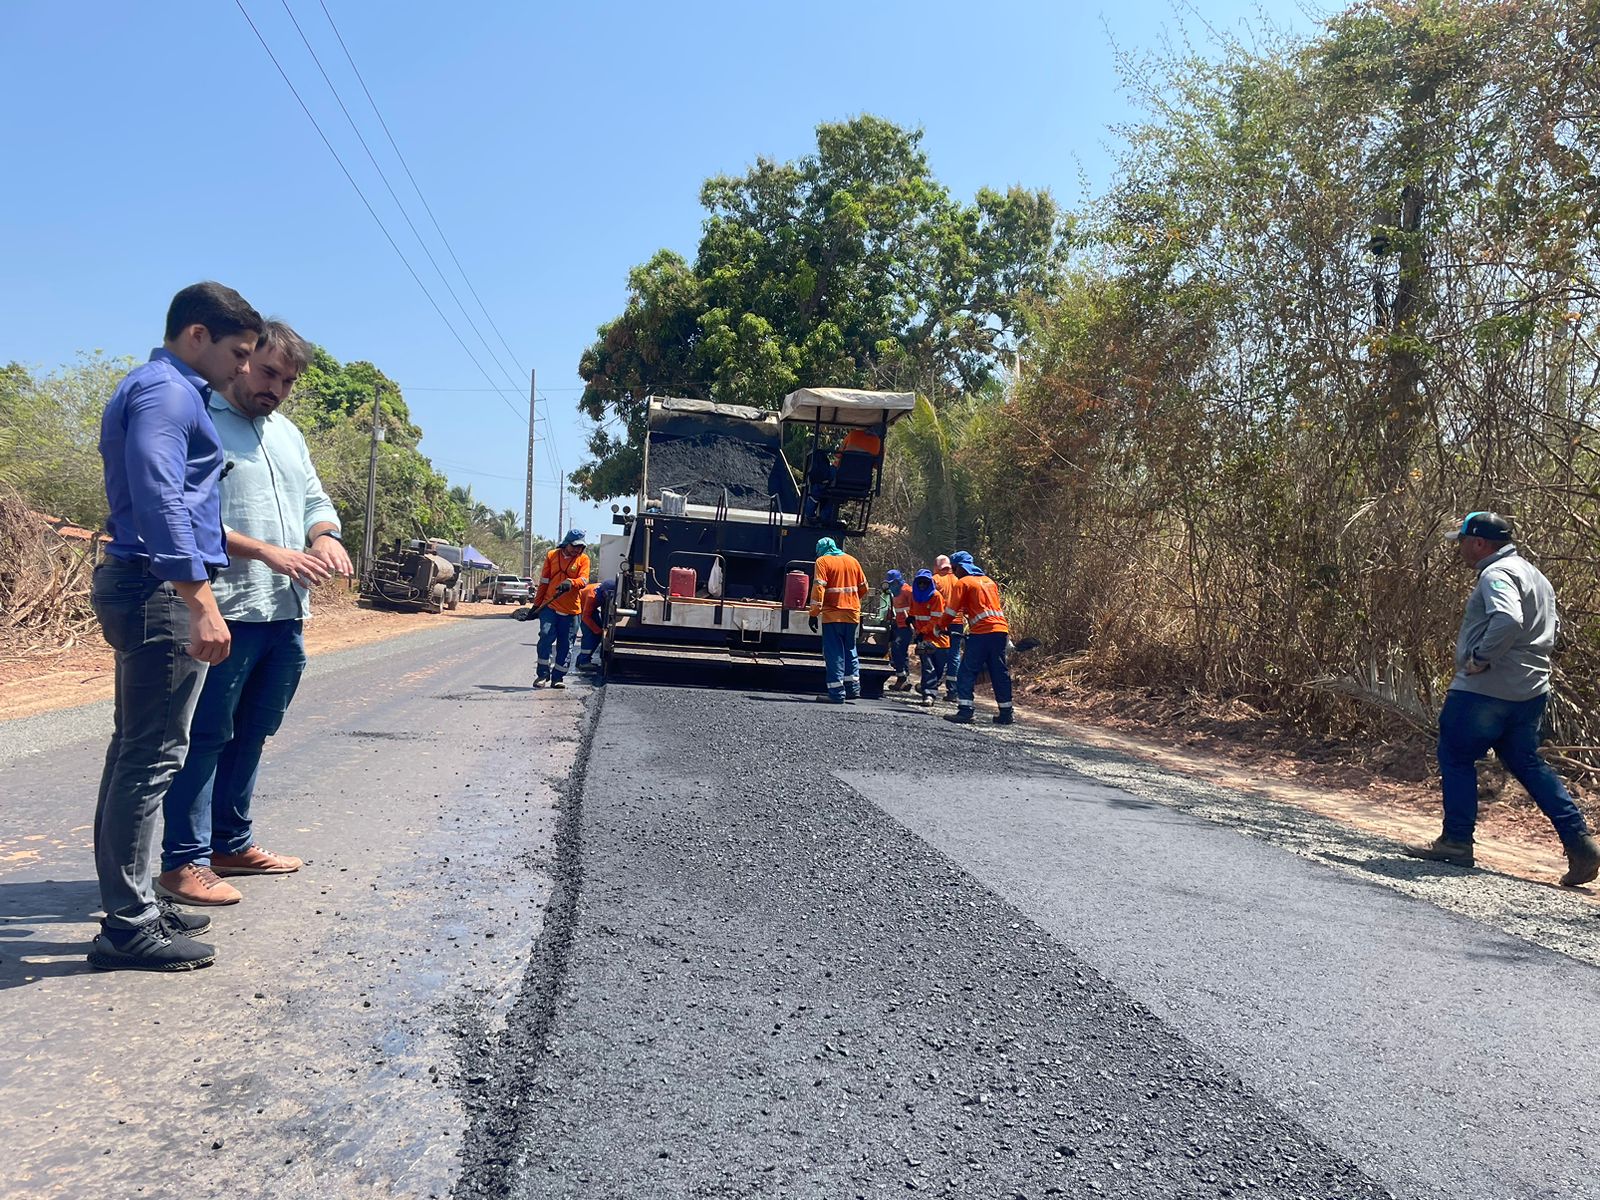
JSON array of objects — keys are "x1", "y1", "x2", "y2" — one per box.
[
  {"x1": 575, "y1": 577, "x2": 614, "y2": 672},
  {"x1": 808, "y1": 536, "x2": 869, "y2": 703},
  {"x1": 884, "y1": 569, "x2": 914, "y2": 690},
  {"x1": 909, "y1": 569, "x2": 951, "y2": 706},
  {"x1": 932, "y1": 553, "x2": 963, "y2": 701},
  {"x1": 944, "y1": 550, "x2": 1013, "y2": 725},
  {"x1": 532, "y1": 529, "x2": 590, "y2": 689},
  {"x1": 836, "y1": 426, "x2": 883, "y2": 463}
]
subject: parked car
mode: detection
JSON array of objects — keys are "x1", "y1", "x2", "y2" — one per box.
[{"x1": 478, "y1": 573, "x2": 531, "y2": 605}]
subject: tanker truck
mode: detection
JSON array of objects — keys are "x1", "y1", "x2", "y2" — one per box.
[{"x1": 360, "y1": 537, "x2": 462, "y2": 614}]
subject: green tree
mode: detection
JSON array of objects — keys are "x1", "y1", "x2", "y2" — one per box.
[{"x1": 573, "y1": 115, "x2": 1071, "y2": 500}]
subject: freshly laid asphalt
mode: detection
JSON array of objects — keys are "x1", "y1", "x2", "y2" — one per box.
[{"x1": 6, "y1": 619, "x2": 1599, "y2": 1199}]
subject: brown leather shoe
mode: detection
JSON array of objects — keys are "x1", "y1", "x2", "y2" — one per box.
[
  {"x1": 155, "y1": 863, "x2": 243, "y2": 906},
  {"x1": 1401, "y1": 836, "x2": 1475, "y2": 868},
  {"x1": 211, "y1": 845, "x2": 304, "y2": 876},
  {"x1": 1559, "y1": 835, "x2": 1600, "y2": 887}
]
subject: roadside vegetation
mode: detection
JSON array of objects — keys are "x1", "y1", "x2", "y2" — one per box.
[
  {"x1": 575, "y1": 0, "x2": 1600, "y2": 778},
  {"x1": 0, "y1": 346, "x2": 541, "y2": 648}
]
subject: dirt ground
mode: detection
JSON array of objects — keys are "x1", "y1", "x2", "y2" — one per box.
[
  {"x1": 0, "y1": 583, "x2": 513, "y2": 722},
  {"x1": 1014, "y1": 653, "x2": 1596, "y2": 893}
]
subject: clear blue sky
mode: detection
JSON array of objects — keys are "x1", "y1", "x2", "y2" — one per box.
[{"x1": 0, "y1": 0, "x2": 1315, "y2": 544}]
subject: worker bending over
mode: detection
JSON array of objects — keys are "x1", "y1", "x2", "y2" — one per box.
[
  {"x1": 945, "y1": 550, "x2": 1013, "y2": 725},
  {"x1": 808, "y1": 536, "x2": 868, "y2": 703},
  {"x1": 532, "y1": 530, "x2": 589, "y2": 688},
  {"x1": 575, "y1": 577, "x2": 615, "y2": 672},
  {"x1": 909, "y1": 569, "x2": 952, "y2": 706},
  {"x1": 884, "y1": 569, "x2": 913, "y2": 690}
]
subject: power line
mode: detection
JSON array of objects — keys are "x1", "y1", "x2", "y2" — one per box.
[
  {"x1": 275, "y1": 0, "x2": 525, "y2": 402},
  {"x1": 232, "y1": 0, "x2": 524, "y2": 424},
  {"x1": 315, "y1": 0, "x2": 529, "y2": 380}
]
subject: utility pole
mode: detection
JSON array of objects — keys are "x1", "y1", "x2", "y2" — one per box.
[
  {"x1": 557, "y1": 471, "x2": 565, "y2": 539},
  {"x1": 362, "y1": 381, "x2": 383, "y2": 576},
  {"x1": 523, "y1": 369, "x2": 536, "y2": 578}
]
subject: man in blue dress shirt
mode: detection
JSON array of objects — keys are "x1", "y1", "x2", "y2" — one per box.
[
  {"x1": 157, "y1": 319, "x2": 350, "y2": 908},
  {"x1": 88, "y1": 282, "x2": 263, "y2": 972}
]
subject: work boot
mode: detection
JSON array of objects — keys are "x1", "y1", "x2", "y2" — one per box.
[
  {"x1": 993, "y1": 708, "x2": 1014, "y2": 726},
  {"x1": 533, "y1": 677, "x2": 548, "y2": 689},
  {"x1": 945, "y1": 708, "x2": 974, "y2": 725},
  {"x1": 1401, "y1": 836, "x2": 1475, "y2": 869},
  {"x1": 550, "y1": 679, "x2": 567, "y2": 690},
  {"x1": 1559, "y1": 834, "x2": 1600, "y2": 887},
  {"x1": 816, "y1": 694, "x2": 845, "y2": 705},
  {"x1": 156, "y1": 897, "x2": 212, "y2": 937},
  {"x1": 155, "y1": 863, "x2": 243, "y2": 906},
  {"x1": 211, "y1": 845, "x2": 302, "y2": 876},
  {"x1": 88, "y1": 918, "x2": 216, "y2": 972}
]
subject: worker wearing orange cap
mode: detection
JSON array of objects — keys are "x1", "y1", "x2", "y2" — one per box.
[{"x1": 932, "y1": 553, "x2": 963, "y2": 701}]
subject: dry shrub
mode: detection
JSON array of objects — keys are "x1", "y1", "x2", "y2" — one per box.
[{"x1": 0, "y1": 483, "x2": 99, "y2": 653}]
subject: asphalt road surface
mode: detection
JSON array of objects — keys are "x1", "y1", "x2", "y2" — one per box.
[{"x1": 5, "y1": 618, "x2": 1598, "y2": 1199}]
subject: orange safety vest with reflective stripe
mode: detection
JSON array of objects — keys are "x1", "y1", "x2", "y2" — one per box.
[
  {"x1": 833, "y1": 428, "x2": 882, "y2": 466},
  {"x1": 891, "y1": 583, "x2": 913, "y2": 628},
  {"x1": 533, "y1": 548, "x2": 590, "y2": 614},
  {"x1": 952, "y1": 574, "x2": 1008, "y2": 636},
  {"x1": 579, "y1": 582, "x2": 604, "y2": 635},
  {"x1": 933, "y1": 568, "x2": 963, "y2": 634},
  {"x1": 909, "y1": 594, "x2": 951, "y2": 649},
  {"x1": 809, "y1": 553, "x2": 868, "y2": 623}
]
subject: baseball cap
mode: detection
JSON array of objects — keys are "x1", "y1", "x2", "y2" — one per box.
[{"x1": 1445, "y1": 511, "x2": 1513, "y2": 542}]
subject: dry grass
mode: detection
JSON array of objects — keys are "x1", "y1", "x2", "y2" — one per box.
[{"x1": 0, "y1": 483, "x2": 99, "y2": 658}]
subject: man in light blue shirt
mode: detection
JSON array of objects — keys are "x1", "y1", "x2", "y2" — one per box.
[{"x1": 158, "y1": 320, "x2": 351, "y2": 907}]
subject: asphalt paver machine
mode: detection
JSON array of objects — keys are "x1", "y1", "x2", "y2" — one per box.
[{"x1": 603, "y1": 389, "x2": 915, "y2": 690}]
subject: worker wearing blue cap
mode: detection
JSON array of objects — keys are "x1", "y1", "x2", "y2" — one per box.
[
  {"x1": 532, "y1": 529, "x2": 590, "y2": 688},
  {"x1": 944, "y1": 550, "x2": 1013, "y2": 725}
]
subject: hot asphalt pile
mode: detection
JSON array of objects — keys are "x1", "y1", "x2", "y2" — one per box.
[
  {"x1": 456, "y1": 687, "x2": 1392, "y2": 1200},
  {"x1": 646, "y1": 432, "x2": 789, "y2": 507}
]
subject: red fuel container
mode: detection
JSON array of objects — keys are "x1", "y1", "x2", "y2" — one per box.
[
  {"x1": 783, "y1": 570, "x2": 810, "y2": 610},
  {"x1": 669, "y1": 566, "x2": 697, "y2": 598}
]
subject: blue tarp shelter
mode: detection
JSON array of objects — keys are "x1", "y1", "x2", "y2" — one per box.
[{"x1": 461, "y1": 544, "x2": 496, "y2": 570}]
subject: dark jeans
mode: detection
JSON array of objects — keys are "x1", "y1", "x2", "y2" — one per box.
[
  {"x1": 821, "y1": 621, "x2": 860, "y2": 700},
  {"x1": 955, "y1": 631, "x2": 1012, "y2": 711},
  {"x1": 946, "y1": 631, "x2": 964, "y2": 696},
  {"x1": 91, "y1": 560, "x2": 208, "y2": 928},
  {"x1": 1437, "y1": 689, "x2": 1590, "y2": 844},
  {"x1": 537, "y1": 611, "x2": 578, "y2": 681},
  {"x1": 919, "y1": 644, "x2": 949, "y2": 694},
  {"x1": 890, "y1": 626, "x2": 912, "y2": 676},
  {"x1": 161, "y1": 619, "x2": 307, "y2": 871}
]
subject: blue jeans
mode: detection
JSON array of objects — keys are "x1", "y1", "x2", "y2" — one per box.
[
  {"x1": 945, "y1": 631, "x2": 964, "y2": 696},
  {"x1": 956, "y1": 631, "x2": 1012, "y2": 711},
  {"x1": 1437, "y1": 689, "x2": 1589, "y2": 844},
  {"x1": 890, "y1": 626, "x2": 912, "y2": 677},
  {"x1": 161, "y1": 619, "x2": 307, "y2": 871},
  {"x1": 821, "y1": 621, "x2": 860, "y2": 700},
  {"x1": 537, "y1": 611, "x2": 578, "y2": 681},
  {"x1": 919, "y1": 645, "x2": 949, "y2": 694},
  {"x1": 92, "y1": 560, "x2": 209, "y2": 927}
]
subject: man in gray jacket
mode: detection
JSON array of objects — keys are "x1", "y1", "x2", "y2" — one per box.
[{"x1": 1406, "y1": 512, "x2": 1600, "y2": 885}]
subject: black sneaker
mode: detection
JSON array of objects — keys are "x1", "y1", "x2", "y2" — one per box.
[
  {"x1": 157, "y1": 896, "x2": 212, "y2": 937},
  {"x1": 88, "y1": 918, "x2": 216, "y2": 972}
]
